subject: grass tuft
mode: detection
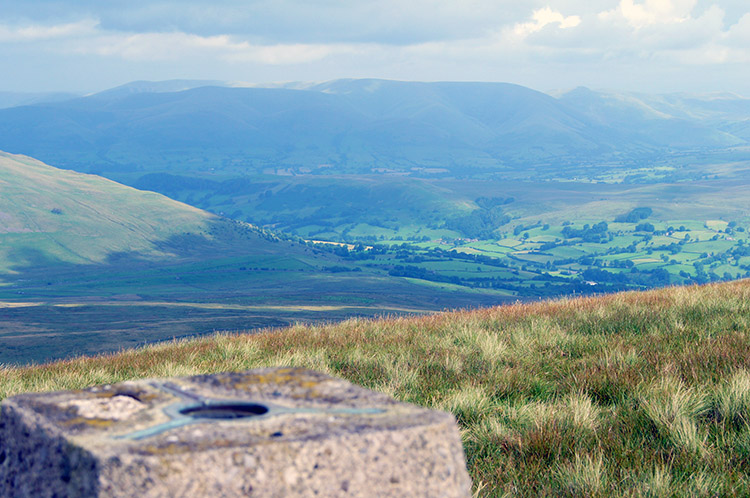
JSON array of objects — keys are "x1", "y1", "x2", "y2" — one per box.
[
  {"x1": 639, "y1": 376, "x2": 709, "y2": 455},
  {"x1": 555, "y1": 452, "x2": 605, "y2": 497},
  {"x1": 714, "y1": 368, "x2": 750, "y2": 426},
  {"x1": 637, "y1": 465, "x2": 673, "y2": 497},
  {"x1": 564, "y1": 391, "x2": 601, "y2": 434}
]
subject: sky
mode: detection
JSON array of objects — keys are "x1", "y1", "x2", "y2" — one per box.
[{"x1": 1, "y1": 0, "x2": 749, "y2": 95}]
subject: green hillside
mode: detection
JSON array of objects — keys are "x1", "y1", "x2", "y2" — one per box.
[
  {"x1": 0, "y1": 151, "x2": 215, "y2": 272},
  {"x1": 3, "y1": 280, "x2": 750, "y2": 496}
]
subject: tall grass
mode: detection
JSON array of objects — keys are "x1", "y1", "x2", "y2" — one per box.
[
  {"x1": 639, "y1": 376, "x2": 710, "y2": 455},
  {"x1": 3, "y1": 281, "x2": 750, "y2": 496}
]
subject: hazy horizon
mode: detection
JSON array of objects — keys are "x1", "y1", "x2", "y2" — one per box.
[{"x1": 3, "y1": 77, "x2": 750, "y2": 101}]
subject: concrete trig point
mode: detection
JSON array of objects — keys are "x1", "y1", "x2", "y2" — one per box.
[{"x1": 0, "y1": 367, "x2": 472, "y2": 497}]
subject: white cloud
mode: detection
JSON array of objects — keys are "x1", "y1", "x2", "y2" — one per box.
[
  {"x1": 76, "y1": 32, "x2": 237, "y2": 61},
  {"x1": 0, "y1": 15, "x2": 356, "y2": 66},
  {"x1": 600, "y1": 0, "x2": 698, "y2": 28},
  {"x1": 510, "y1": 1, "x2": 749, "y2": 62},
  {"x1": 69, "y1": 31, "x2": 356, "y2": 64},
  {"x1": 0, "y1": 19, "x2": 99, "y2": 42},
  {"x1": 514, "y1": 7, "x2": 582, "y2": 37},
  {"x1": 725, "y1": 12, "x2": 750, "y2": 45}
]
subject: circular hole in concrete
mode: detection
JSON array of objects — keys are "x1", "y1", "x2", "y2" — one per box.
[{"x1": 179, "y1": 403, "x2": 269, "y2": 420}]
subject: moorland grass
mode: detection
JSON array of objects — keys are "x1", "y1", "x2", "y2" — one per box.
[{"x1": 3, "y1": 281, "x2": 750, "y2": 496}]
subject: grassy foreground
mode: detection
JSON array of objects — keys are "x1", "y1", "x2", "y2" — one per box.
[{"x1": 3, "y1": 281, "x2": 750, "y2": 496}]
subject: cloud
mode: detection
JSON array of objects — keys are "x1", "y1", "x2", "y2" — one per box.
[
  {"x1": 393, "y1": 0, "x2": 750, "y2": 95},
  {"x1": 68, "y1": 31, "x2": 359, "y2": 65},
  {"x1": 3, "y1": 2, "x2": 747, "y2": 70},
  {"x1": 0, "y1": 1, "x2": 749, "y2": 94},
  {"x1": 0, "y1": 0, "x2": 537, "y2": 45},
  {"x1": 0, "y1": 19, "x2": 98, "y2": 42},
  {"x1": 0, "y1": 18, "x2": 354, "y2": 66},
  {"x1": 509, "y1": 1, "x2": 749, "y2": 63},
  {"x1": 599, "y1": 0, "x2": 697, "y2": 28},
  {"x1": 513, "y1": 7, "x2": 582, "y2": 37},
  {"x1": 725, "y1": 12, "x2": 750, "y2": 45}
]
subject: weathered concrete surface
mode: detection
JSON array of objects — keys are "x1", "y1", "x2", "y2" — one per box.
[{"x1": 0, "y1": 367, "x2": 472, "y2": 497}]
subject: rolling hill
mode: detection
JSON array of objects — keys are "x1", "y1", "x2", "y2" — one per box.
[{"x1": 0, "y1": 150, "x2": 217, "y2": 271}]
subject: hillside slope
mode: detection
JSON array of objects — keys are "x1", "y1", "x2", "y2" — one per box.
[
  {"x1": 2, "y1": 280, "x2": 750, "y2": 496},
  {"x1": 0, "y1": 151, "x2": 217, "y2": 271}
]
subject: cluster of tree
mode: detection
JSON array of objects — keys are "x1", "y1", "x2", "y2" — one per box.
[
  {"x1": 690, "y1": 261, "x2": 744, "y2": 284},
  {"x1": 730, "y1": 244, "x2": 750, "y2": 258},
  {"x1": 445, "y1": 208, "x2": 511, "y2": 239},
  {"x1": 475, "y1": 196, "x2": 515, "y2": 209},
  {"x1": 614, "y1": 207, "x2": 652, "y2": 223},
  {"x1": 694, "y1": 247, "x2": 746, "y2": 268},
  {"x1": 561, "y1": 222, "x2": 609, "y2": 242},
  {"x1": 463, "y1": 277, "x2": 628, "y2": 297},
  {"x1": 725, "y1": 221, "x2": 746, "y2": 234},
  {"x1": 650, "y1": 242, "x2": 683, "y2": 254},
  {"x1": 323, "y1": 265, "x2": 362, "y2": 273},
  {"x1": 386, "y1": 260, "x2": 679, "y2": 298},
  {"x1": 582, "y1": 267, "x2": 671, "y2": 286},
  {"x1": 319, "y1": 244, "x2": 388, "y2": 260},
  {"x1": 206, "y1": 219, "x2": 282, "y2": 244},
  {"x1": 388, "y1": 265, "x2": 461, "y2": 284},
  {"x1": 513, "y1": 222, "x2": 543, "y2": 236},
  {"x1": 443, "y1": 249, "x2": 511, "y2": 268}
]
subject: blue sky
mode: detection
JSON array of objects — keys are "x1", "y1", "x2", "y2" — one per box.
[{"x1": 2, "y1": 0, "x2": 749, "y2": 94}]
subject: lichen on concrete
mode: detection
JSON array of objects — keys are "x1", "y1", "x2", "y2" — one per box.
[{"x1": 60, "y1": 395, "x2": 146, "y2": 421}]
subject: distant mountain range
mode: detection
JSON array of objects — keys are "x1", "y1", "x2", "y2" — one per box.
[
  {"x1": 556, "y1": 86, "x2": 750, "y2": 144},
  {"x1": 0, "y1": 79, "x2": 746, "y2": 183}
]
